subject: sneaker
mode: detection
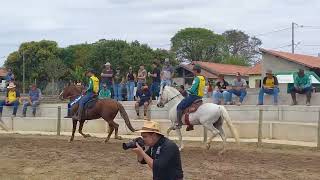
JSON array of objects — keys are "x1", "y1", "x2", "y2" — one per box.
[
  {"x1": 236, "y1": 102, "x2": 242, "y2": 106},
  {"x1": 306, "y1": 102, "x2": 311, "y2": 106},
  {"x1": 257, "y1": 103, "x2": 263, "y2": 106},
  {"x1": 143, "y1": 115, "x2": 149, "y2": 120}
]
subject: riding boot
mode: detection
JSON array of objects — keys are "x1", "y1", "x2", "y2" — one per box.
[
  {"x1": 175, "y1": 110, "x2": 183, "y2": 129},
  {"x1": 73, "y1": 106, "x2": 83, "y2": 121},
  {"x1": 64, "y1": 111, "x2": 72, "y2": 118}
]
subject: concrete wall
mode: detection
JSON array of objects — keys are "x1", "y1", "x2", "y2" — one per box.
[
  {"x1": 0, "y1": 103, "x2": 319, "y2": 143},
  {"x1": 262, "y1": 53, "x2": 309, "y2": 75}
]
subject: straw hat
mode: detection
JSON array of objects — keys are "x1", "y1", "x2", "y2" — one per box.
[
  {"x1": 7, "y1": 82, "x2": 16, "y2": 89},
  {"x1": 136, "y1": 121, "x2": 164, "y2": 136}
]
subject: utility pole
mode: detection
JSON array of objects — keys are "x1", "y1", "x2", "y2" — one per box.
[
  {"x1": 292, "y1": 22, "x2": 295, "y2": 54},
  {"x1": 22, "y1": 53, "x2": 25, "y2": 94}
]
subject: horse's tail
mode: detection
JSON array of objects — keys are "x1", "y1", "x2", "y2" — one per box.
[
  {"x1": 117, "y1": 102, "x2": 136, "y2": 132},
  {"x1": 220, "y1": 105, "x2": 240, "y2": 145}
]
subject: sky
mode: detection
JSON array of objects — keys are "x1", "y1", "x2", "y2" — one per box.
[{"x1": 1, "y1": 0, "x2": 320, "y2": 65}]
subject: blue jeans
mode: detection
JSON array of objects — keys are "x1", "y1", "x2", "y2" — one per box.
[
  {"x1": 113, "y1": 83, "x2": 122, "y2": 101},
  {"x1": 226, "y1": 89, "x2": 247, "y2": 103},
  {"x1": 79, "y1": 92, "x2": 94, "y2": 109},
  {"x1": 127, "y1": 81, "x2": 135, "y2": 101},
  {"x1": 137, "y1": 81, "x2": 145, "y2": 92},
  {"x1": 0, "y1": 100, "x2": 19, "y2": 115},
  {"x1": 212, "y1": 90, "x2": 229, "y2": 104},
  {"x1": 23, "y1": 100, "x2": 40, "y2": 115},
  {"x1": 258, "y1": 87, "x2": 279, "y2": 104},
  {"x1": 151, "y1": 81, "x2": 160, "y2": 99},
  {"x1": 177, "y1": 95, "x2": 201, "y2": 111}
]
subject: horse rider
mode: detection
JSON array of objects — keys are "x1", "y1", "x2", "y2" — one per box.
[
  {"x1": 73, "y1": 69, "x2": 100, "y2": 121},
  {"x1": 176, "y1": 64, "x2": 205, "y2": 131}
]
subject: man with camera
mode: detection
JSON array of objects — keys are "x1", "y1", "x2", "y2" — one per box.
[{"x1": 129, "y1": 121, "x2": 184, "y2": 180}]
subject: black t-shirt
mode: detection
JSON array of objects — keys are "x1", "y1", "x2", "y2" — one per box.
[
  {"x1": 216, "y1": 80, "x2": 229, "y2": 92},
  {"x1": 140, "y1": 136, "x2": 184, "y2": 180},
  {"x1": 152, "y1": 68, "x2": 161, "y2": 83}
]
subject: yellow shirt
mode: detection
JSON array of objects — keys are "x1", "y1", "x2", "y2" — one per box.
[
  {"x1": 265, "y1": 78, "x2": 275, "y2": 88},
  {"x1": 7, "y1": 90, "x2": 19, "y2": 103}
]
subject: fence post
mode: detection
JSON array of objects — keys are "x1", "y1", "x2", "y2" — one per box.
[
  {"x1": 317, "y1": 109, "x2": 320, "y2": 150},
  {"x1": 203, "y1": 127, "x2": 207, "y2": 143},
  {"x1": 57, "y1": 106, "x2": 61, "y2": 136},
  {"x1": 257, "y1": 108, "x2": 263, "y2": 147}
]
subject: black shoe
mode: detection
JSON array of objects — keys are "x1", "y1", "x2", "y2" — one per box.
[{"x1": 64, "y1": 115, "x2": 72, "y2": 118}]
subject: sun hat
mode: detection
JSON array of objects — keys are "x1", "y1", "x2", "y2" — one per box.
[
  {"x1": 136, "y1": 121, "x2": 164, "y2": 136},
  {"x1": 266, "y1": 69, "x2": 273, "y2": 74},
  {"x1": 7, "y1": 82, "x2": 16, "y2": 89},
  {"x1": 105, "y1": 62, "x2": 111, "y2": 66}
]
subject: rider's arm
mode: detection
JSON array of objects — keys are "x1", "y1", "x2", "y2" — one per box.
[{"x1": 187, "y1": 77, "x2": 200, "y2": 95}]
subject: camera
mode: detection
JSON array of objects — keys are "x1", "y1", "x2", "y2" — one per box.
[{"x1": 122, "y1": 137, "x2": 145, "y2": 150}]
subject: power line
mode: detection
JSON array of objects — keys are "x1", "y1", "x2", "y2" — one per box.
[{"x1": 253, "y1": 27, "x2": 291, "y2": 37}]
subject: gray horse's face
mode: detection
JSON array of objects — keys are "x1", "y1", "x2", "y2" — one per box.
[{"x1": 157, "y1": 86, "x2": 168, "y2": 108}]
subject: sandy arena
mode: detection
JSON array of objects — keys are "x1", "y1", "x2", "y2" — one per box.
[{"x1": 0, "y1": 134, "x2": 319, "y2": 180}]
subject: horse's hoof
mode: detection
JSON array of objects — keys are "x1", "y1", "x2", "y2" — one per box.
[
  {"x1": 104, "y1": 139, "x2": 109, "y2": 143},
  {"x1": 86, "y1": 134, "x2": 91, "y2": 137},
  {"x1": 218, "y1": 149, "x2": 225, "y2": 156},
  {"x1": 69, "y1": 139, "x2": 74, "y2": 143}
]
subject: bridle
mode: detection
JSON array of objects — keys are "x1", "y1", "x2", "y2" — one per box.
[{"x1": 159, "y1": 92, "x2": 182, "y2": 106}]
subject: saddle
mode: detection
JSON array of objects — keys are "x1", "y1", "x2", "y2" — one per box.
[
  {"x1": 183, "y1": 99, "x2": 203, "y2": 131},
  {"x1": 83, "y1": 95, "x2": 98, "y2": 117}
]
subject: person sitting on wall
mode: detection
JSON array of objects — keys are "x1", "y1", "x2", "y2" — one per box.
[
  {"x1": 98, "y1": 83, "x2": 111, "y2": 99},
  {"x1": 135, "y1": 83, "x2": 152, "y2": 120},
  {"x1": 225, "y1": 72, "x2": 247, "y2": 106},
  {"x1": 212, "y1": 75, "x2": 229, "y2": 105},
  {"x1": 0, "y1": 82, "x2": 20, "y2": 117},
  {"x1": 257, "y1": 70, "x2": 279, "y2": 105},
  {"x1": 289, "y1": 69, "x2": 312, "y2": 106}
]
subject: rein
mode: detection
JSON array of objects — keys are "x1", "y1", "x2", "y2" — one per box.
[{"x1": 166, "y1": 93, "x2": 182, "y2": 104}]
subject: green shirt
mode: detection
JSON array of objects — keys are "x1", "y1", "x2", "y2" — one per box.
[
  {"x1": 98, "y1": 88, "x2": 111, "y2": 99},
  {"x1": 294, "y1": 73, "x2": 311, "y2": 89}
]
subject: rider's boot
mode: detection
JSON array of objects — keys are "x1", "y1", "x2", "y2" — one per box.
[
  {"x1": 174, "y1": 110, "x2": 183, "y2": 130},
  {"x1": 73, "y1": 106, "x2": 83, "y2": 121}
]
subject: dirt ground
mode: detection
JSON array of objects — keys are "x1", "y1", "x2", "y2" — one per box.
[{"x1": 0, "y1": 134, "x2": 319, "y2": 180}]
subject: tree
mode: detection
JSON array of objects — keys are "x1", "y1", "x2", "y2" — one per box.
[
  {"x1": 170, "y1": 28, "x2": 226, "y2": 62},
  {"x1": 222, "y1": 30, "x2": 262, "y2": 63},
  {"x1": 43, "y1": 57, "x2": 67, "y2": 94}
]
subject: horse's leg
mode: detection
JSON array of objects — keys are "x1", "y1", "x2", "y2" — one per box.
[
  {"x1": 69, "y1": 119, "x2": 77, "y2": 142},
  {"x1": 167, "y1": 126, "x2": 174, "y2": 136},
  {"x1": 109, "y1": 120, "x2": 122, "y2": 140},
  {"x1": 175, "y1": 129, "x2": 184, "y2": 151},
  {"x1": 217, "y1": 125, "x2": 226, "y2": 155},
  {"x1": 203, "y1": 122, "x2": 220, "y2": 150},
  {"x1": 78, "y1": 120, "x2": 91, "y2": 138},
  {"x1": 105, "y1": 122, "x2": 114, "y2": 143}
]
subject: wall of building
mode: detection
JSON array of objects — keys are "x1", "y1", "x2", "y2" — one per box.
[
  {"x1": 249, "y1": 75, "x2": 261, "y2": 88},
  {"x1": 262, "y1": 53, "x2": 309, "y2": 75}
]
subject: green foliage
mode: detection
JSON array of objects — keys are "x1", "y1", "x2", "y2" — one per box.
[{"x1": 171, "y1": 28, "x2": 227, "y2": 62}]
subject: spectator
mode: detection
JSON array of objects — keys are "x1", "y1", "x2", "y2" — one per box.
[
  {"x1": 137, "y1": 65, "x2": 147, "y2": 91},
  {"x1": 257, "y1": 70, "x2": 279, "y2": 105},
  {"x1": 98, "y1": 83, "x2": 111, "y2": 99},
  {"x1": 290, "y1": 69, "x2": 312, "y2": 106},
  {"x1": 5, "y1": 68, "x2": 15, "y2": 85},
  {"x1": 135, "y1": 84, "x2": 151, "y2": 120},
  {"x1": 126, "y1": 66, "x2": 136, "y2": 101},
  {"x1": 113, "y1": 68, "x2": 123, "y2": 101},
  {"x1": 132, "y1": 120, "x2": 184, "y2": 180},
  {"x1": 22, "y1": 84, "x2": 42, "y2": 117},
  {"x1": 0, "y1": 82, "x2": 20, "y2": 117},
  {"x1": 101, "y1": 62, "x2": 114, "y2": 98},
  {"x1": 207, "y1": 81, "x2": 213, "y2": 98},
  {"x1": 121, "y1": 78, "x2": 128, "y2": 101},
  {"x1": 160, "y1": 58, "x2": 174, "y2": 94},
  {"x1": 212, "y1": 75, "x2": 230, "y2": 105},
  {"x1": 178, "y1": 85, "x2": 188, "y2": 97},
  {"x1": 225, "y1": 72, "x2": 247, "y2": 106},
  {"x1": 148, "y1": 61, "x2": 161, "y2": 100}
]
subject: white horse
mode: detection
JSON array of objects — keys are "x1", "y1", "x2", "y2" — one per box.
[{"x1": 157, "y1": 86, "x2": 239, "y2": 151}]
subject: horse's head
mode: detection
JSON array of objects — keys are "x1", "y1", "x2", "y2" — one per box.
[
  {"x1": 157, "y1": 85, "x2": 181, "y2": 108},
  {"x1": 59, "y1": 84, "x2": 82, "y2": 100}
]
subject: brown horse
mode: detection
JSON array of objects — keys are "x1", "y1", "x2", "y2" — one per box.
[{"x1": 60, "y1": 84, "x2": 135, "y2": 142}]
